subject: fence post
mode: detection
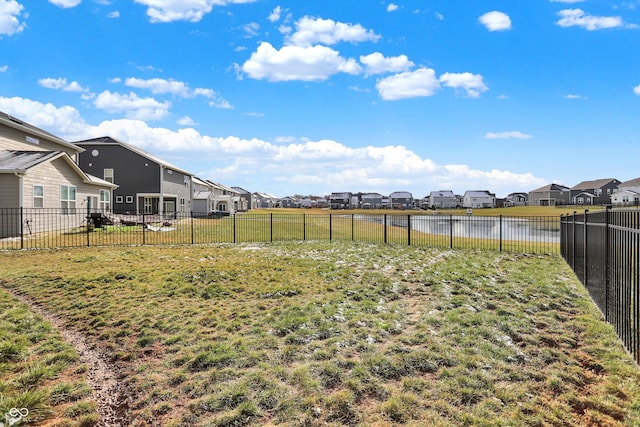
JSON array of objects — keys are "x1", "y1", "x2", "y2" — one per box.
[
  {"x1": 191, "y1": 212, "x2": 195, "y2": 245},
  {"x1": 351, "y1": 214, "x2": 354, "y2": 241},
  {"x1": 572, "y1": 211, "x2": 576, "y2": 271},
  {"x1": 384, "y1": 214, "x2": 387, "y2": 244},
  {"x1": 407, "y1": 214, "x2": 411, "y2": 246},
  {"x1": 303, "y1": 213, "x2": 306, "y2": 241},
  {"x1": 449, "y1": 214, "x2": 453, "y2": 249},
  {"x1": 329, "y1": 214, "x2": 332, "y2": 241},
  {"x1": 605, "y1": 205, "x2": 611, "y2": 320},
  {"x1": 142, "y1": 213, "x2": 146, "y2": 245},
  {"x1": 233, "y1": 214, "x2": 237, "y2": 244},
  {"x1": 86, "y1": 196, "x2": 91, "y2": 247},
  {"x1": 270, "y1": 213, "x2": 273, "y2": 243},
  {"x1": 583, "y1": 209, "x2": 589, "y2": 287},
  {"x1": 499, "y1": 215, "x2": 503, "y2": 252},
  {"x1": 20, "y1": 207, "x2": 24, "y2": 250}
]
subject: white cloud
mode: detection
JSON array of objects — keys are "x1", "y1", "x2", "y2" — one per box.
[
  {"x1": 634, "y1": 84, "x2": 640, "y2": 95},
  {"x1": 133, "y1": 0, "x2": 257, "y2": 23},
  {"x1": 0, "y1": 96, "x2": 88, "y2": 137},
  {"x1": 48, "y1": 0, "x2": 81, "y2": 7},
  {"x1": 39, "y1": 77, "x2": 89, "y2": 93},
  {"x1": 121, "y1": 78, "x2": 229, "y2": 107},
  {"x1": 241, "y1": 41, "x2": 362, "y2": 82},
  {"x1": 556, "y1": 9, "x2": 624, "y2": 30},
  {"x1": 0, "y1": 96, "x2": 547, "y2": 196},
  {"x1": 0, "y1": 0, "x2": 26, "y2": 36},
  {"x1": 550, "y1": 0, "x2": 585, "y2": 3},
  {"x1": 93, "y1": 90, "x2": 171, "y2": 121},
  {"x1": 376, "y1": 68, "x2": 440, "y2": 101},
  {"x1": 439, "y1": 72, "x2": 488, "y2": 97},
  {"x1": 124, "y1": 77, "x2": 190, "y2": 96},
  {"x1": 107, "y1": 10, "x2": 119, "y2": 18},
  {"x1": 479, "y1": 11, "x2": 512, "y2": 31},
  {"x1": 0, "y1": 65, "x2": 7, "y2": 72},
  {"x1": 387, "y1": 3, "x2": 398, "y2": 12},
  {"x1": 209, "y1": 99, "x2": 232, "y2": 109},
  {"x1": 268, "y1": 6, "x2": 281, "y2": 23},
  {"x1": 177, "y1": 116, "x2": 196, "y2": 126},
  {"x1": 244, "y1": 22, "x2": 259, "y2": 37},
  {"x1": 286, "y1": 16, "x2": 381, "y2": 47},
  {"x1": 360, "y1": 52, "x2": 414, "y2": 76},
  {"x1": 565, "y1": 93, "x2": 587, "y2": 99},
  {"x1": 485, "y1": 131, "x2": 532, "y2": 140}
]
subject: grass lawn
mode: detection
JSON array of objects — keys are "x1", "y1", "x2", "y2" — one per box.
[{"x1": 1, "y1": 242, "x2": 639, "y2": 426}]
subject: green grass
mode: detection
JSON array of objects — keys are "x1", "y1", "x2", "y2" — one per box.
[
  {"x1": 1, "y1": 242, "x2": 639, "y2": 426},
  {"x1": 11, "y1": 210, "x2": 561, "y2": 255},
  {"x1": 0, "y1": 290, "x2": 98, "y2": 426}
]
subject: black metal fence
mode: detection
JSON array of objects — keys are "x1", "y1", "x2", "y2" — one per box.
[
  {"x1": 0, "y1": 208, "x2": 561, "y2": 253},
  {"x1": 561, "y1": 208, "x2": 640, "y2": 364}
]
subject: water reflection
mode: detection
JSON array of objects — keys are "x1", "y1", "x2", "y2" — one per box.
[{"x1": 353, "y1": 215, "x2": 560, "y2": 243}]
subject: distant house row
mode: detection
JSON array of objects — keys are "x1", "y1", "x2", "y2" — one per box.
[
  {"x1": 2, "y1": 109, "x2": 638, "y2": 233},
  {"x1": 528, "y1": 179, "x2": 640, "y2": 207}
]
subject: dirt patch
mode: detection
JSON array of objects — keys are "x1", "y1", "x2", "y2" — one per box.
[{"x1": 7, "y1": 289, "x2": 131, "y2": 427}]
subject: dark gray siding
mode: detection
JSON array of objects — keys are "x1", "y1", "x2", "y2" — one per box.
[{"x1": 78, "y1": 144, "x2": 160, "y2": 213}]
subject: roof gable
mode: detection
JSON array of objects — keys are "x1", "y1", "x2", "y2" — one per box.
[
  {"x1": 73, "y1": 136, "x2": 193, "y2": 176},
  {"x1": 531, "y1": 183, "x2": 569, "y2": 192},
  {"x1": 0, "y1": 111, "x2": 83, "y2": 154}
]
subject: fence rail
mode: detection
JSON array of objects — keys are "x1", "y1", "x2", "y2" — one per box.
[
  {"x1": 561, "y1": 208, "x2": 640, "y2": 364},
  {"x1": 0, "y1": 208, "x2": 560, "y2": 253}
]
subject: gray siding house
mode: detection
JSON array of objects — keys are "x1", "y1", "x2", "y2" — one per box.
[
  {"x1": 330, "y1": 192, "x2": 352, "y2": 209},
  {"x1": 192, "y1": 177, "x2": 245, "y2": 215},
  {"x1": 390, "y1": 191, "x2": 414, "y2": 209},
  {"x1": 74, "y1": 136, "x2": 193, "y2": 216},
  {"x1": 361, "y1": 193, "x2": 384, "y2": 209},
  {"x1": 504, "y1": 192, "x2": 528, "y2": 207},
  {"x1": 570, "y1": 178, "x2": 621, "y2": 205},
  {"x1": 254, "y1": 192, "x2": 280, "y2": 208},
  {"x1": 0, "y1": 112, "x2": 116, "y2": 237},
  {"x1": 528, "y1": 184, "x2": 570, "y2": 206}
]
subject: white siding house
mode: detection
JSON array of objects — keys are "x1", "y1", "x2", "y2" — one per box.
[
  {"x1": 0, "y1": 111, "x2": 116, "y2": 237},
  {"x1": 463, "y1": 190, "x2": 496, "y2": 208}
]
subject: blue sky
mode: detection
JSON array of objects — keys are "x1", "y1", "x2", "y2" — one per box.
[{"x1": 1, "y1": 0, "x2": 639, "y2": 198}]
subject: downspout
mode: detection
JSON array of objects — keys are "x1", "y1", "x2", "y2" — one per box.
[
  {"x1": 159, "y1": 165, "x2": 164, "y2": 216},
  {"x1": 15, "y1": 172, "x2": 24, "y2": 208}
]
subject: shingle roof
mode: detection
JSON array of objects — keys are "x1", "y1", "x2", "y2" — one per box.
[
  {"x1": 571, "y1": 178, "x2": 619, "y2": 190},
  {"x1": 530, "y1": 183, "x2": 569, "y2": 192},
  {"x1": 73, "y1": 136, "x2": 193, "y2": 176},
  {"x1": 619, "y1": 177, "x2": 640, "y2": 188},
  {"x1": 0, "y1": 150, "x2": 62, "y2": 172}
]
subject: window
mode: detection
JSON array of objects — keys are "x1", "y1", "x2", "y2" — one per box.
[
  {"x1": 61, "y1": 185, "x2": 76, "y2": 214},
  {"x1": 104, "y1": 168, "x2": 114, "y2": 184},
  {"x1": 126, "y1": 195, "x2": 133, "y2": 204},
  {"x1": 180, "y1": 198, "x2": 185, "y2": 208},
  {"x1": 33, "y1": 185, "x2": 44, "y2": 208},
  {"x1": 116, "y1": 195, "x2": 124, "y2": 204},
  {"x1": 100, "y1": 190, "x2": 111, "y2": 211},
  {"x1": 144, "y1": 197, "x2": 153, "y2": 214}
]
